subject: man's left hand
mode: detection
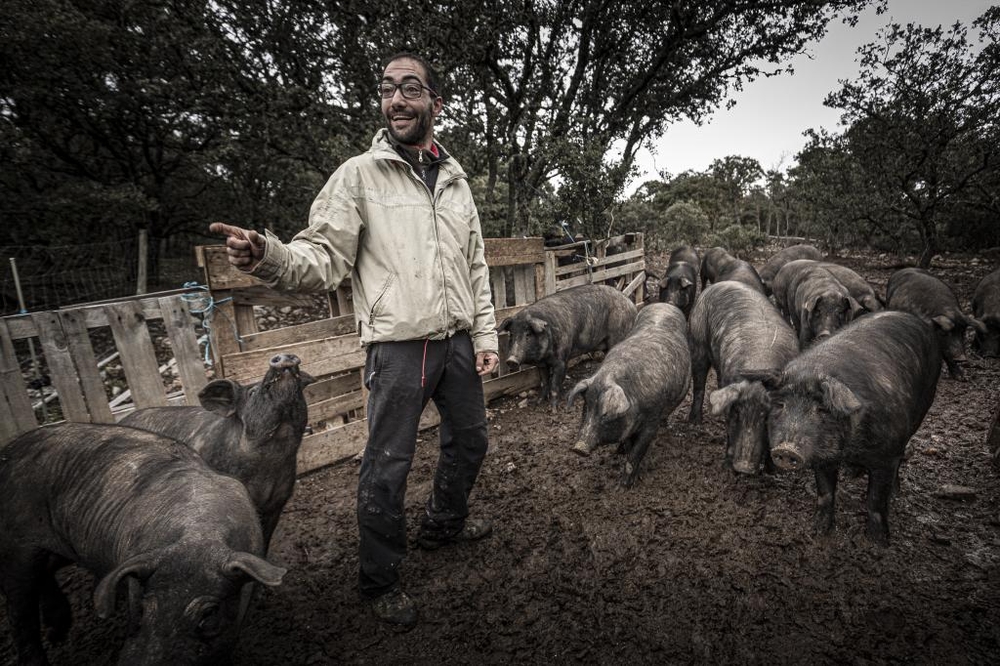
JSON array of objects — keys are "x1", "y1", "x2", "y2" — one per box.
[{"x1": 476, "y1": 352, "x2": 500, "y2": 376}]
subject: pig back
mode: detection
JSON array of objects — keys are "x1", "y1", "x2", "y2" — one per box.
[
  {"x1": 886, "y1": 267, "x2": 962, "y2": 319},
  {"x1": 759, "y1": 244, "x2": 824, "y2": 289},
  {"x1": 783, "y1": 311, "x2": 942, "y2": 450},
  {"x1": 528, "y1": 284, "x2": 638, "y2": 354},
  {"x1": 0, "y1": 423, "x2": 263, "y2": 574},
  {"x1": 691, "y1": 282, "x2": 798, "y2": 386},
  {"x1": 598, "y1": 303, "x2": 690, "y2": 408}
]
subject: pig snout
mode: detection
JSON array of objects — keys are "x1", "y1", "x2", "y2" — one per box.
[
  {"x1": 571, "y1": 439, "x2": 595, "y2": 456},
  {"x1": 770, "y1": 443, "x2": 806, "y2": 472},
  {"x1": 270, "y1": 354, "x2": 301, "y2": 370},
  {"x1": 506, "y1": 356, "x2": 521, "y2": 370}
]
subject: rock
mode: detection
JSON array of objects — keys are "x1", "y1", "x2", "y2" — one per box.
[{"x1": 933, "y1": 484, "x2": 977, "y2": 501}]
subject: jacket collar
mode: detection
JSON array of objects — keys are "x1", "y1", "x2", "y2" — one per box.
[{"x1": 370, "y1": 129, "x2": 465, "y2": 180}]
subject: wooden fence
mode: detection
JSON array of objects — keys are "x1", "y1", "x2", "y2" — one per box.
[{"x1": 1, "y1": 234, "x2": 645, "y2": 474}]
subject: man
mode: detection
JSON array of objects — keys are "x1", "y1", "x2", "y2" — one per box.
[{"x1": 210, "y1": 53, "x2": 499, "y2": 630}]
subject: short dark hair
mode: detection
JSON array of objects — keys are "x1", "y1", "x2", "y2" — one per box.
[{"x1": 382, "y1": 52, "x2": 441, "y2": 97}]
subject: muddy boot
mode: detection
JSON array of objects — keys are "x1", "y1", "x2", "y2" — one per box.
[
  {"x1": 371, "y1": 589, "x2": 417, "y2": 630},
  {"x1": 416, "y1": 517, "x2": 493, "y2": 550}
]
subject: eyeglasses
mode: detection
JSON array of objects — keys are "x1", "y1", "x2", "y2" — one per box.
[{"x1": 377, "y1": 81, "x2": 436, "y2": 100}]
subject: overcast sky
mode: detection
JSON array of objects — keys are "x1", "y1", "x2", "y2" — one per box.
[{"x1": 625, "y1": 0, "x2": 994, "y2": 195}]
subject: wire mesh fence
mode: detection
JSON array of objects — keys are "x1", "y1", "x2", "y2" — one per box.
[{"x1": 1, "y1": 236, "x2": 139, "y2": 315}]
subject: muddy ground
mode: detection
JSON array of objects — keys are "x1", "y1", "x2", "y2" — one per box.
[{"x1": 2, "y1": 251, "x2": 999, "y2": 665}]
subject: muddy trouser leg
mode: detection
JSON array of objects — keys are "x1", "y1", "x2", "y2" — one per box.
[
  {"x1": 357, "y1": 340, "x2": 433, "y2": 599},
  {"x1": 419, "y1": 332, "x2": 489, "y2": 540}
]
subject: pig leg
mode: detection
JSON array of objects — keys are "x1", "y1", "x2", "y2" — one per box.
[
  {"x1": 546, "y1": 359, "x2": 568, "y2": 409},
  {"x1": 2, "y1": 553, "x2": 50, "y2": 665},
  {"x1": 688, "y1": 355, "x2": 709, "y2": 424},
  {"x1": 813, "y1": 465, "x2": 839, "y2": 535},
  {"x1": 534, "y1": 365, "x2": 551, "y2": 406},
  {"x1": 620, "y1": 424, "x2": 657, "y2": 488},
  {"x1": 865, "y1": 462, "x2": 898, "y2": 546},
  {"x1": 944, "y1": 358, "x2": 966, "y2": 381},
  {"x1": 39, "y1": 572, "x2": 71, "y2": 643}
]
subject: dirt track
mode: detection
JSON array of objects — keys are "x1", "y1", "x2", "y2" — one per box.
[{"x1": 2, "y1": 252, "x2": 999, "y2": 665}]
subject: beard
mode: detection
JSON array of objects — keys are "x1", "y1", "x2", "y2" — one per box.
[{"x1": 385, "y1": 105, "x2": 433, "y2": 145}]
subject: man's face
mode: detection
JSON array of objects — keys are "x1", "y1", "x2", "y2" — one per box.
[{"x1": 381, "y1": 57, "x2": 442, "y2": 147}]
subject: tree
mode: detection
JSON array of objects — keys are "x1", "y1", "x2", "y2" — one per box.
[
  {"x1": 709, "y1": 156, "x2": 764, "y2": 227},
  {"x1": 414, "y1": 0, "x2": 877, "y2": 237},
  {"x1": 821, "y1": 8, "x2": 1000, "y2": 266}
]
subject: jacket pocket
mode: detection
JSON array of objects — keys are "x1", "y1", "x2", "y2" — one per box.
[{"x1": 368, "y1": 272, "x2": 397, "y2": 326}]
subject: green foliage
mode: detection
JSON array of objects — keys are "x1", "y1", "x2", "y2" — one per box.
[
  {"x1": 703, "y1": 225, "x2": 767, "y2": 259},
  {"x1": 662, "y1": 202, "x2": 711, "y2": 247},
  {"x1": 809, "y1": 7, "x2": 1000, "y2": 265}
]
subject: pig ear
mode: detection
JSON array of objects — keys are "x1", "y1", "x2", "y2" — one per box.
[
  {"x1": 599, "y1": 383, "x2": 629, "y2": 418},
  {"x1": 803, "y1": 294, "x2": 819, "y2": 315},
  {"x1": 846, "y1": 296, "x2": 863, "y2": 320},
  {"x1": 198, "y1": 379, "x2": 242, "y2": 418},
  {"x1": 931, "y1": 315, "x2": 954, "y2": 332},
  {"x1": 709, "y1": 383, "x2": 743, "y2": 415},
  {"x1": 298, "y1": 370, "x2": 316, "y2": 387},
  {"x1": 224, "y1": 553, "x2": 286, "y2": 588},
  {"x1": 566, "y1": 378, "x2": 591, "y2": 408},
  {"x1": 862, "y1": 295, "x2": 882, "y2": 312},
  {"x1": 966, "y1": 315, "x2": 988, "y2": 335},
  {"x1": 819, "y1": 375, "x2": 862, "y2": 415},
  {"x1": 497, "y1": 318, "x2": 512, "y2": 332},
  {"x1": 680, "y1": 277, "x2": 693, "y2": 288},
  {"x1": 528, "y1": 317, "x2": 548, "y2": 335},
  {"x1": 94, "y1": 551, "x2": 162, "y2": 619},
  {"x1": 739, "y1": 369, "x2": 783, "y2": 391}
]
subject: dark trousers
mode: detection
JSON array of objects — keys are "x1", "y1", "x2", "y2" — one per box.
[{"x1": 357, "y1": 331, "x2": 489, "y2": 598}]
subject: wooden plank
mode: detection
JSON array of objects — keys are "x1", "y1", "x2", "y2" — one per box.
[
  {"x1": 234, "y1": 303, "x2": 258, "y2": 337},
  {"x1": 230, "y1": 286, "x2": 321, "y2": 309},
  {"x1": 534, "y1": 263, "x2": 546, "y2": 302},
  {"x1": 0, "y1": 319, "x2": 37, "y2": 441},
  {"x1": 553, "y1": 248, "x2": 644, "y2": 276},
  {"x1": 335, "y1": 285, "x2": 354, "y2": 315},
  {"x1": 243, "y1": 315, "x2": 357, "y2": 352},
  {"x1": 304, "y1": 370, "x2": 363, "y2": 403},
  {"x1": 484, "y1": 367, "x2": 541, "y2": 402},
  {"x1": 297, "y1": 420, "x2": 369, "y2": 474},
  {"x1": 490, "y1": 267, "x2": 508, "y2": 309},
  {"x1": 31, "y1": 312, "x2": 92, "y2": 422},
  {"x1": 222, "y1": 334, "x2": 365, "y2": 385},
  {"x1": 158, "y1": 295, "x2": 208, "y2": 406},
  {"x1": 198, "y1": 245, "x2": 263, "y2": 290},
  {"x1": 513, "y1": 265, "x2": 532, "y2": 305},
  {"x1": 56, "y1": 309, "x2": 114, "y2": 423},
  {"x1": 485, "y1": 237, "x2": 545, "y2": 266},
  {"x1": 544, "y1": 252, "x2": 558, "y2": 296},
  {"x1": 622, "y1": 271, "x2": 647, "y2": 302},
  {"x1": 208, "y1": 291, "x2": 243, "y2": 377},
  {"x1": 309, "y1": 390, "x2": 366, "y2": 423},
  {"x1": 494, "y1": 304, "x2": 533, "y2": 325},
  {"x1": 4, "y1": 296, "x2": 165, "y2": 340},
  {"x1": 556, "y1": 260, "x2": 646, "y2": 291},
  {"x1": 105, "y1": 302, "x2": 169, "y2": 408}
]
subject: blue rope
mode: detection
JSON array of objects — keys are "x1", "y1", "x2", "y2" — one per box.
[{"x1": 181, "y1": 282, "x2": 244, "y2": 366}]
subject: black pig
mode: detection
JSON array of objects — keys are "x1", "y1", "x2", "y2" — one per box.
[
  {"x1": 886, "y1": 267, "x2": 985, "y2": 380},
  {"x1": 716, "y1": 259, "x2": 767, "y2": 294},
  {"x1": 785, "y1": 264, "x2": 862, "y2": 348},
  {"x1": 758, "y1": 244, "x2": 823, "y2": 295},
  {"x1": 122, "y1": 353, "x2": 314, "y2": 550},
  {"x1": 818, "y1": 262, "x2": 883, "y2": 314},
  {"x1": 972, "y1": 268, "x2": 1000, "y2": 357},
  {"x1": 657, "y1": 245, "x2": 699, "y2": 317},
  {"x1": 699, "y1": 246, "x2": 736, "y2": 289},
  {"x1": 566, "y1": 303, "x2": 690, "y2": 487},
  {"x1": 688, "y1": 282, "x2": 799, "y2": 474},
  {"x1": 498, "y1": 284, "x2": 637, "y2": 408},
  {"x1": 0, "y1": 423, "x2": 286, "y2": 665},
  {"x1": 753, "y1": 311, "x2": 942, "y2": 544}
]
